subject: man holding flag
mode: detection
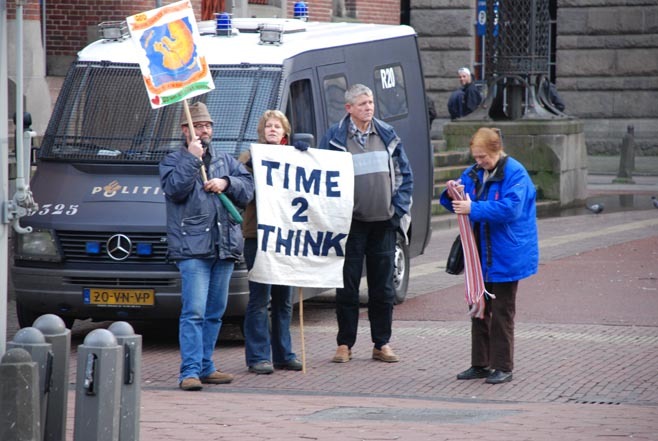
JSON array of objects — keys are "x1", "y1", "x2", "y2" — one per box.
[{"x1": 160, "y1": 102, "x2": 254, "y2": 391}]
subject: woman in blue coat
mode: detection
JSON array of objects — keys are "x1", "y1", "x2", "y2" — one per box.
[{"x1": 440, "y1": 127, "x2": 538, "y2": 384}]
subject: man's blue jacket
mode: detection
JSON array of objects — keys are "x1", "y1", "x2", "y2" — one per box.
[{"x1": 318, "y1": 114, "x2": 414, "y2": 219}]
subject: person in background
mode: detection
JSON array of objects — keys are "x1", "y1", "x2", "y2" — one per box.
[
  {"x1": 447, "y1": 67, "x2": 483, "y2": 119},
  {"x1": 238, "y1": 110, "x2": 308, "y2": 375},
  {"x1": 439, "y1": 127, "x2": 538, "y2": 384},
  {"x1": 160, "y1": 102, "x2": 254, "y2": 391},
  {"x1": 319, "y1": 84, "x2": 414, "y2": 365}
]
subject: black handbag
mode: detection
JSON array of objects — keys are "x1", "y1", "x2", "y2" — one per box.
[{"x1": 445, "y1": 235, "x2": 464, "y2": 275}]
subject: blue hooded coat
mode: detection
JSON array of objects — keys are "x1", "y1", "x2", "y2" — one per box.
[{"x1": 440, "y1": 155, "x2": 539, "y2": 282}]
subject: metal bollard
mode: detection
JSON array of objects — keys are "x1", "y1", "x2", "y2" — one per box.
[
  {"x1": 8, "y1": 327, "x2": 54, "y2": 441},
  {"x1": 73, "y1": 329, "x2": 123, "y2": 441},
  {"x1": 0, "y1": 348, "x2": 41, "y2": 441},
  {"x1": 34, "y1": 314, "x2": 71, "y2": 441},
  {"x1": 108, "y1": 322, "x2": 142, "y2": 441},
  {"x1": 613, "y1": 124, "x2": 636, "y2": 184}
]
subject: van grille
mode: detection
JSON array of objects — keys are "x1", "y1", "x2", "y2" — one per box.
[
  {"x1": 40, "y1": 62, "x2": 282, "y2": 163},
  {"x1": 57, "y1": 231, "x2": 169, "y2": 263},
  {"x1": 63, "y1": 276, "x2": 176, "y2": 287}
]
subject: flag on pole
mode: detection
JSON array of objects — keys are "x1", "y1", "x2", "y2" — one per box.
[{"x1": 126, "y1": 0, "x2": 214, "y2": 109}]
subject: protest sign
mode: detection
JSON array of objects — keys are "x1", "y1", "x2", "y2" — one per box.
[
  {"x1": 126, "y1": 0, "x2": 214, "y2": 109},
  {"x1": 249, "y1": 144, "x2": 354, "y2": 288}
]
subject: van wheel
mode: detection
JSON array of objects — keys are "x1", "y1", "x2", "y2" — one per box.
[
  {"x1": 16, "y1": 302, "x2": 41, "y2": 328},
  {"x1": 16, "y1": 302, "x2": 75, "y2": 329},
  {"x1": 393, "y1": 234, "x2": 410, "y2": 304}
]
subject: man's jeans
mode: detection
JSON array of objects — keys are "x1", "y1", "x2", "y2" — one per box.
[
  {"x1": 243, "y1": 238, "x2": 296, "y2": 366},
  {"x1": 336, "y1": 219, "x2": 396, "y2": 350},
  {"x1": 176, "y1": 258, "x2": 234, "y2": 383}
]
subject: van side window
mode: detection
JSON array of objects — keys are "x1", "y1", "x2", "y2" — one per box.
[
  {"x1": 322, "y1": 75, "x2": 347, "y2": 126},
  {"x1": 287, "y1": 79, "x2": 316, "y2": 137},
  {"x1": 373, "y1": 64, "x2": 409, "y2": 121}
]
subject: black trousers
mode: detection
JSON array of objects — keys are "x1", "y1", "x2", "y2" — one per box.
[
  {"x1": 335, "y1": 219, "x2": 396, "y2": 350},
  {"x1": 470, "y1": 281, "x2": 518, "y2": 372}
]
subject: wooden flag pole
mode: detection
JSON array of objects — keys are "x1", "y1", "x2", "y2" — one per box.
[
  {"x1": 183, "y1": 99, "x2": 209, "y2": 182},
  {"x1": 183, "y1": 99, "x2": 242, "y2": 223},
  {"x1": 298, "y1": 287, "x2": 306, "y2": 374},
  {"x1": 183, "y1": 99, "x2": 195, "y2": 140}
]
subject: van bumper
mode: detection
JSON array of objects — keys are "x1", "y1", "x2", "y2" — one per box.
[{"x1": 11, "y1": 265, "x2": 250, "y2": 323}]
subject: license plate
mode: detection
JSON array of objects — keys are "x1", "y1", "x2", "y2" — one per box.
[{"x1": 83, "y1": 288, "x2": 155, "y2": 307}]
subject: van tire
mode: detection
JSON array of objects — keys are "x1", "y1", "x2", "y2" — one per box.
[
  {"x1": 16, "y1": 302, "x2": 75, "y2": 330},
  {"x1": 16, "y1": 301, "x2": 41, "y2": 328},
  {"x1": 393, "y1": 233, "x2": 410, "y2": 304}
]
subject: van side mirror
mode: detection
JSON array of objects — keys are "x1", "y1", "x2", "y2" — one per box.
[{"x1": 292, "y1": 132, "x2": 315, "y2": 148}]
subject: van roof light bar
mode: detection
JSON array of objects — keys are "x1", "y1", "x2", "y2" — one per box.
[
  {"x1": 258, "y1": 23, "x2": 284, "y2": 46},
  {"x1": 98, "y1": 21, "x2": 129, "y2": 41}
]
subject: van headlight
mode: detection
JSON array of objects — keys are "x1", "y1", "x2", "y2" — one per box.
[{"x1": 15, "y1": 229, "x2": 62, "y2": 262}]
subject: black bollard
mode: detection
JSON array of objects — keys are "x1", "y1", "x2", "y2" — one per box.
[{"x1": 613, "y1": 125, "x2": 635, "y2": 184}]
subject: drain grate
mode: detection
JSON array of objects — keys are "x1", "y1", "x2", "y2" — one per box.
[{"x1": 567, "y1": 398, "x2": 621, "y2": 405}]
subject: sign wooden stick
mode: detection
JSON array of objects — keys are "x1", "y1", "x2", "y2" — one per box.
[
  {"x1": 298, "y1": 287, "x2": 306, "y2": 374},
  {"x1": 183, "y1": 99, "x2": 242, "y2": 223}
]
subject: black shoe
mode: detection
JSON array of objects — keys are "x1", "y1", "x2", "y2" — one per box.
[
  {"x1": 274, "y1": 358, "x2": 303, "y2": 371},
  {"x1": 456, "y1": 366, "x2": 492, "y2": 380},
  {"x1": 485, "y1": 370, "x2": 513, "y2": 384},
  {"x1": 248, "y1": 361, "x2": 274, "y2": 375}
]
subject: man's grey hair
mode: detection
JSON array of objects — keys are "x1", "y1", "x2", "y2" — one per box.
[
  {"x1": 458, "y1": 67, "x2": 471, "y2": 76},
  {"x1": 345, "y1": 84, "x2": 373, "y2": 105}
]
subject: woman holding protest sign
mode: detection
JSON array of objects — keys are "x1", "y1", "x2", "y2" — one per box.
[{"x1": 238, "y1": 110, "x2": 309, "y2": 374}]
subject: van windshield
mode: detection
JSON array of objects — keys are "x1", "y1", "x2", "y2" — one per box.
[{"x1": 39, "y1": 61, "x2": 283, "y2": 163}]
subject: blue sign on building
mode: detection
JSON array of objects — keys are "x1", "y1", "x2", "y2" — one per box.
[{"x1": 477, "y1": 0, "x2": 487, "y2": 36}]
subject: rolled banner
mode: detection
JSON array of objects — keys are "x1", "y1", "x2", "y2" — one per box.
[{"x1": 217, "y1": 192, "x2": 243, "y2": 224}]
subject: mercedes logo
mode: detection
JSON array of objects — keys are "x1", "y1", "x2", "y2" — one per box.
[{"x1": 106, "y1": 234, "x2": 132, "y2": 261}]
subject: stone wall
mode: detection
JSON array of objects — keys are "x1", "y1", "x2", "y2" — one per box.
[
  {"x1": 443, "y1": 120, "x2": 588, "y2": 207},
  {"x1": 556, "y1": 0, "x2": 658, "y2": 155},
  {"x1": 411, "y1": 0, "x2": 476, "y2": 139},
  {"x1": 412, "y1": 0, "x2": 658, "y2": 156}
]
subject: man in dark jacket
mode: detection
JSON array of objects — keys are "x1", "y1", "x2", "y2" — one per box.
[
  {"x1": 160, "y1": 102, "x2": 254, "y2": 391},
  {"x1": 447, "y1": 67, "x2": 483, "y2": 119},
  {"x1": 319, "y1": 84, "x2": 413, "y2": 365}
]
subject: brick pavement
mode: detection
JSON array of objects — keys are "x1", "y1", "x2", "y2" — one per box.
[{"x1": 4, "y1": 179, "x2": 658, "y2": 440}]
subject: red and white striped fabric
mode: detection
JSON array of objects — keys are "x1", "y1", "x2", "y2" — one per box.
[{"x1": 446, "y1": 180, "x2": 494, "y2": 319}]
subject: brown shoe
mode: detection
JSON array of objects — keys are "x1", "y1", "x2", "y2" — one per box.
[
  {"x1": 332, "y1": 345, "x2": 352, "y2": 363},
  {"x1": 372, "y1": 344, "x2": 399, "y2": 363},
  {"x1": 200, "y1": 370, "x2": 234, "y2": 384},
  {"x1": 179, "y1": 377, "x2": 203, "y2": 391}
]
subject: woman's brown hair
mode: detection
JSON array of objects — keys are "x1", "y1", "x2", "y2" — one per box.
[
  {"x1": 257, "y1": 110, "x2": 291, "y2": 144},
  {"x1": 470, "y1": 127, "x2": 504, "y2": 154}
]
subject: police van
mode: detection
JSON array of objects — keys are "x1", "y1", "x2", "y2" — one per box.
[{"x1": 11, "y1": 18, "x2": 433, "y2": 328}]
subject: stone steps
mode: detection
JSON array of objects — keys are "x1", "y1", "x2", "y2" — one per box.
[{"x1": 429, "y1": 138, "x2": 560, "y2": 223}]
